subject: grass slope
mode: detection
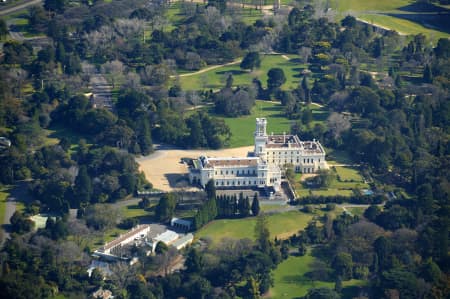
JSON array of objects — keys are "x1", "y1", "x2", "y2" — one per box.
[
  {"x1": 331, "y1": 0, "x2": 450, "y2": 41},
  {"x1": 195, "y1": 210, "x2": 314, "y2": 244},
  {"x1": 216, "y1": 100, "x2": 292, "y2": 147},
  {"x1": 271, "y1": 252, "x2": 366, "y2": 299}
]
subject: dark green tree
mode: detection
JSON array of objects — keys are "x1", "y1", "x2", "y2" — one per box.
[
  {"x1": 267, "y1": 68, "x2": 286, "y2": 92},
  {"x1": 205, "y1": 180, "x2": 216, "y2": 199},
  {"x1": 0, "y1": 19, "x2": 8, "y2": 39},
  {"x1": 240, "y1": 52, "x2": 261, "y2": 71},
  {"x1": 423, "y1": 64, "x2": 433, "y2": 83},
  {"x1": 251, "y1": 193, "x2": 260, "y2": 216},
  {"x1": 255, "y1": 214, "x2": 270, "y2": 253},
  {"x1": 74, "y1": 165, "x2": 92, "y2": 205},
  {"x1": 155, "y1": 241, "x2": 169, "y2": 254},
  {"x1": 155, "y1": 193, "x2": 177, "y2": 222}
]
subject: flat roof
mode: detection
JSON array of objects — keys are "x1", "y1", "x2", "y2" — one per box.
[
  {"x1": 202, "y1": 157, "x2": 259, "y2": 168},
  {"x1": 103, "y1": 225, "x2": 150, "y2": 251},
  {"x1": 266, "y1": 135, "x2": 301, "y2": 148},
  {"x1": 153, "y1": 230, "x2": 179, "y2": 244},
  {"x1": 171, "y1": 233, "x2": 194, "y2": 248}
]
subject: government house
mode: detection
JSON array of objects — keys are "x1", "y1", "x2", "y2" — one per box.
[{"x1": 189, "y1": 118, "x2": 327, "y2": 192}]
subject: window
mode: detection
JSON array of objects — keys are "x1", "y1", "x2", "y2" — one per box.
[
  {"x1": 227, "y1": 181, "x2": 229, "y2": 185},
  {"x1": 226, "y1": 171, "x2": 228, "y2": 175},
  {"x1": 220, "y1": 171, "x2": 223, "y2": 175},
  {"x1": 216, "y1": 181, "x2": 219, "y2": 186},
  {"x1": 215, "y1": 171, "x2": 217, "y2": 175},
  {"x1": 253, "y1": 170, "x2": 256, "y2": 175},
  {"x1": 303, "y1": 159, "x2": 306, "y2": 163},
  {"x1": 236, "y1": 170, "x2": 239, "y2": 175}
]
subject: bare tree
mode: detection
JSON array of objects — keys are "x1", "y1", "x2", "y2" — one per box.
[
  {"x1": 327, "y1": 112, "x2": 351, "y2": 140},
  {"x1": 102, "y1": 60, "x2": 125, "y2": 88},
  {"x1": 109, "y1": 262, "x2": 137, "y2": 290}
]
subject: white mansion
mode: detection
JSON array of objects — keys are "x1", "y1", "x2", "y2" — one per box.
[{"x1": 189, "y1": 118, "x2": 327, "y2": 192}]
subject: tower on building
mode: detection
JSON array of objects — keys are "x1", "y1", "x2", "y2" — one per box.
[{"x1": 254, "y1": 118, "x2": 268, "y2": 156}]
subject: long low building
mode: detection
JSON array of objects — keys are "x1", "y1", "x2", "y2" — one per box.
[{"x1": 94, "y1": 225, "x2": 150, "y2": 259}]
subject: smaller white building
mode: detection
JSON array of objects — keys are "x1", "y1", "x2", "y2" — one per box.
[
  {"x1": 171, "y1": 217, "x2": 193, "y2": 231},
  {"x1": 171, "y1": 233, "x2": 194, "y2": 250},
  {"x1": 149, "y1": 230, "x2": 179, "y2": 251}
]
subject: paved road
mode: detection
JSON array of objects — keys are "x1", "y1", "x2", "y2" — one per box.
[{"x1": 0, "y1": 0, "x2": 42, "y2": 16}]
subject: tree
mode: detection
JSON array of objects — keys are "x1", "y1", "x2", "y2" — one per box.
[
  {"x1": 332, "y1": 252, "x2": 353, "y2": 280},
  {"x1": 242, "y1": 277, "x2": 261, "y2": 299},
  {"x1": 423, "y1": 64, "x2": 433, "y2": 83},
  {"x1": 205, "y1": 180, "x2": 216, "y2": 199},
  {"x1": 44, "y1": 0, "x2": 67, "y2": 13},
  {"x1": 0, "y1": 19, "x2": 9, "y2": 39},
  {"x1": 240, "y1": 52, "x2": 261, "y2": 71},
  {"x1": 267, "y1": 68, "x2": 286, "y2": 92},
  {"x1": 305, "y1": 287, "x2": 340, "y2": 299},
  {"x1": 155, "y1": 193, "x2": 177, "y2": 222},
  {"x1": 251, "y1": 194, "x2": 260, "y2": 216},
  {"x1": 155, "y1": 241, "x2": 168, "y2": 254},
  {"x1": 254, "y1": 214, "x2": 270, "y2": 253},
  {"x1": 185, "y1": 248, "x2": 204, "y2": 274},
  {"x1": 73, "y1": 165, "x2": 92, "y2": 205},
  {"x1": 238, "y1": 194, "x2": 250, "y2": 217}
]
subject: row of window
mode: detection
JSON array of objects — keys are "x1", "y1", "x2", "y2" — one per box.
[
  {"x1": 215, "y1": 169, "x2": 257, "y2": 175},
  {"x1": 215, "y1": 180, "x2": 266, "y2": 186}
]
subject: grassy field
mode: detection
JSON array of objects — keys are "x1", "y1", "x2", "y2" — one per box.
[
  {"x1": 334, "y1": 166, "x2": 364, "y2": 182},
  {"x1": 196, "y1": 210, "x2": 314, "y2": 244},
  {"x1": 216, "y1": 100, "x2": 292, "y2": 147},
  {"x1": 271, "y1": 251, "x2": 366, "y2": 298},
  {"x1": 179, "y1": 54, "x2": 304, "y2": 91},
  {"x1": 330, "y1": 0, "x2": 450, "y2": 42},
  {"x1": 215, "y1": 100, "x2": 329, "y2": 147},
  {"x1": 0, "y1": 186, "x2": 11, "y2": 242}
]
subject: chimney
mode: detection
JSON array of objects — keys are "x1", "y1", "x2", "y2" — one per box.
[{"x1": 283, "y1": 132, "x2": 286, "y2": 144}]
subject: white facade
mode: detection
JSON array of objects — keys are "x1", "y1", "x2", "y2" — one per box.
[
  {"x1": 254, "y1": 118, "x2": 327, "y2": 173},
  {"x1": 189, "y1": 118, "x2": 326, "y2": 191},
  {"x1": 190, "y1": 156, "x2": 282, "y2": 191}
]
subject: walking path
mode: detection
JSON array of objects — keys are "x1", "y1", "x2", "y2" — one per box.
[
  {"x1": 171, "y1": 58, "x2": 242, "y2": 78},
  {"x1": 0, "y1": 0, "x2": 42, "y2": 16}
]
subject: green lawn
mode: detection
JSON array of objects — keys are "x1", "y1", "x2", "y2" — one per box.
[
  {"x1": 358, "y1": 14, "x2": 450, "y2": 41},
  {"x1": 311, "y1": 189, "x2": 354, "y2": 197},
  {"x1": 0, "y1": 186, "x2": 11, "y2": 242},
  {"x1": 334, "y1": 167, "x2": 364, "y2": 182},
  {"x1": 196, "y1": 210, "x2": 314, "y2": 244},
  {"x1": 215, "y1": 100, "x2": 328, "y2": 147},
  {"x1": 216, "y1": 100, "x2": 292, "y2": 147},
  {"x1": 271, "y1": 252, "x2": 366, "y2": 299},
  {"x1": 330, "y1": 0, "x2": 450, "y2": 42},
  {"x1": 179, "y1": 54, "x2": 304, "y2": 91}
]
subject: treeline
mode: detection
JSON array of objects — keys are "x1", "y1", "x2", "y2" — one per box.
[
  {"x1": 193, "y1": 182, "x2": 261, "y2": 229},
  {"x1": 291, "y1": 194, "x2": 385, "y2": 205}
]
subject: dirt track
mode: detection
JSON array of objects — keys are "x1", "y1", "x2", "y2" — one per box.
[{"x1": 137, "y1": 146, "x2": 253, "y2": 191}]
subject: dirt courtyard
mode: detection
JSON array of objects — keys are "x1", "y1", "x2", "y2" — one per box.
[{"x1": 137, "y1": 146, "x2": 254, "y2": 191}]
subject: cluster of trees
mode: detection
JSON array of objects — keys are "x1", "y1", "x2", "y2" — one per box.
[
  {"x1": 216, "y1": 193, "x2": 260, "y2": 218},
  {"x1": 292, "y1": 194, "x2": 385, "y2": 205},
  {"x1": 194, "y1": 182, "x2": 260, "y2": 229}
]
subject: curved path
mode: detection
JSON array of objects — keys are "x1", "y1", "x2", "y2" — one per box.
[{"x1": 0, "y1": 0, "x2": 42, "y2": 16}]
